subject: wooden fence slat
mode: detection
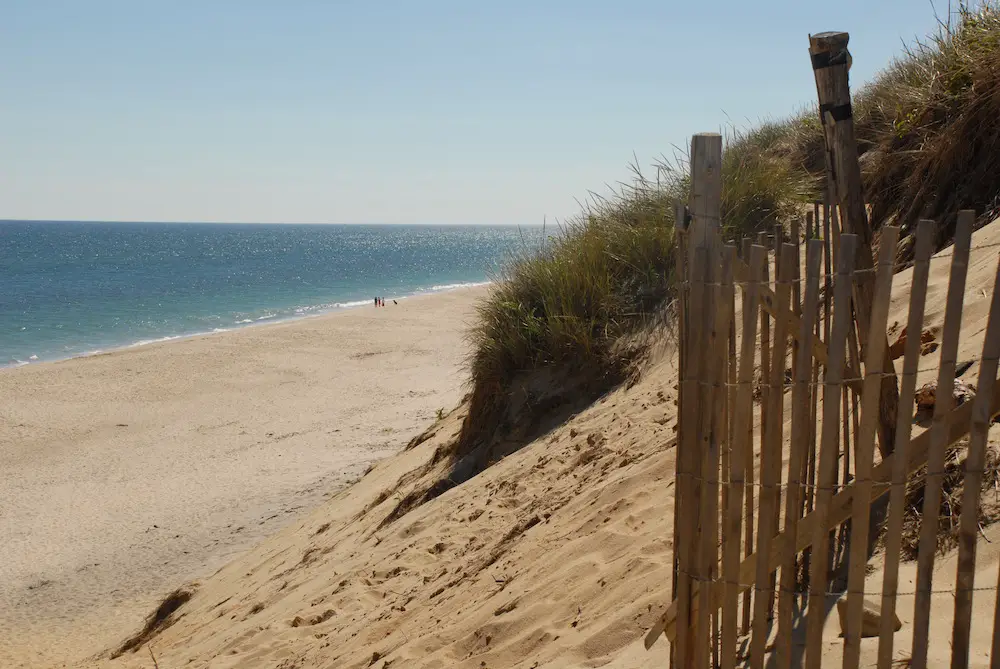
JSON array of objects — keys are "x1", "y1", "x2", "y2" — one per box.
[
  {"x1": 670, "y1": 206, "x2": 687, "y2": 669},
  {"x1": 645, "y1": 369, "x2": 1000, "y2": 649},
  {"x1": 823, "y1": 201, "x2": 832, "y2": 343},
  {"x1": 776, "y1": 239, "x2": 822, "y2": 669},
  {"x1": 741, "y1": 236, "x2": 756, "y2": 636},
  {"x1": 789, "y1": 218, "x2": 804, "y2": 605},
  {"x1": 760, "y1": 230, "x2": 772, "y2": 487},
  {"x1": 952, "y1": 216, "x2": 1000, "y2": 667},
  {"x1": 750, "y1": 243, "x2": 796, "y2": 667},
  {"x1": 721, "y1": 244, "x2": 765, "y2": 669},
  {"x1": 877, "y1": 220, "x2": 935, "y2": 669},
  {"x1": 791, "y1": 218, "x2": 802, "y2": 317},
  {"x1": 718, "y1": 248, "x2": 738, "y2": 669},
  {"x1": 769, "y1": 228, "x2": 784, "y2": 620},
  {"x1": 674, "y1": 247, "x2": 709, "y2": 669},
  {"x1": 911, "y1": 214, "x2": 974, "y2": 669},
  {"x1": 804, "y1": 234, "x2": 857, "y2": 669},
  {"x1": 843, "y1": 226, "x2": 900, "y2": 669},
  {"x1": 804, "y1": 213, "x2": 822, "y2": 581}
]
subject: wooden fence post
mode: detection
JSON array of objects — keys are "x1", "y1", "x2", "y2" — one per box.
[
  {"x1": 676, "y1": 132, "x2": 723, "y2": 669},
  {"x1": 675, "y1": 247, "x2": 707, "y2": 669},
  {"x1": 687, "y1": 134, "x2": 722, "y2": 262},
  {"x1": 808, "y1": 31, "x2": 900, "y2": 460}
]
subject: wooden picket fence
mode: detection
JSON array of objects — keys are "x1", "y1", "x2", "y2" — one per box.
[
  {"x1": 643, "y1": 146, "x2": 1000, "y2": 668},
  {"x1": 643, "y1": 30, "x2": 1000, "y2": 669}
]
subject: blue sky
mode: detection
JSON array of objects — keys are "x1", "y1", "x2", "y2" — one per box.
[{"x1": 2, "y1": 1, "x2": 946, "y2": 224}]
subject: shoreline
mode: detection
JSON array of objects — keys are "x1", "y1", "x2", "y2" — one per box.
[
  {"x1": 0, "y1": 285, "x2": 487, "y2": 668},
  {"x1": 2, "y1": 280, "x2": 491, "y2": 370}
]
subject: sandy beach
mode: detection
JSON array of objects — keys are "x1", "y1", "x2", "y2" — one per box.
[{"x1": 0, "y1": 286, "x2": 485, "y2": 668}]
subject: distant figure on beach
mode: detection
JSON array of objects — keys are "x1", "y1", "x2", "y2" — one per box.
[
  {"x1": 393, "y1": 300, "x2": 397, "y2": 305},
  {"x1": 374, "y1": 297, "x2": 377, "y2": 307}
]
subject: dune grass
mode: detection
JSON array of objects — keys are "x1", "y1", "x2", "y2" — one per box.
[
  {"x1": 459, "y1": 130, "x2": 814, "y2": 451},
  {"x1": 457, "y1": 0, "x2": 1000, "y2": 458},
  {"x1": 459, "y1": 179, "x2": 676, "y2": 450}
]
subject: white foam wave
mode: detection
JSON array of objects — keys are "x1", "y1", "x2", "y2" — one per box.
[
  {"x1": 333, "y1": 299, "x2": 372, "y2": 309},
  {"x1": 292, "y1": 299, "x2": 377, "y2": 315},
  {"x1": 428, "y1": 281, "x2": 491, "y2": 292},
  {"x1": 130, "y1": 335, "x2": 185, "y2": 348}
]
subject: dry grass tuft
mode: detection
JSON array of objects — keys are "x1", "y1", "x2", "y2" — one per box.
[
  {"x1": 111, "y1": 586, "x2": 195, "y2": 658},
  {"x1": 458, "y1": 138, "x2": 813, "y2": 465},
  {"x1": 899, "y1": 439, "x2": 1000, "y2": 560}
]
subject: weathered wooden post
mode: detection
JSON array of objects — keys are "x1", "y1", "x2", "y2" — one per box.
[
  {"x1": 808, "y1": 31, "x2": 900, "y2": 459},
  {"x1": 675, "y1": 132, "x2": 723, "y2": 669}
]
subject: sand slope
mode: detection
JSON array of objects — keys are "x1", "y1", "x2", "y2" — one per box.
[
  {"x1": 86, "y1": 356, "x2": 685, "y2": 669},
  {"x1": 17, "y1": 223, "x2": 1000, "y2": 668},
  {"x1": 0, "y1": 288, "x2": 484, "y2": 668}
]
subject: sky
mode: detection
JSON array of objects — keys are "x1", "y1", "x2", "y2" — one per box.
[{"x1": 2, "y1": 0, "x2": 950, "y2": 225}]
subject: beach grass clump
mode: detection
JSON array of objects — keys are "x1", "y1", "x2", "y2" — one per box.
[
  {"x1": 856, "y1": 2, "x2": 1000, "y2": 248},
  {"x1": 456, "y1": 138, "x2": 814, "y2": 458},
  {"x1": 719, "y1": 122, "x2": 818, "y2": 237},
  {"x1": 460, "y1": 176, "x2": 678, "y2": 451}
]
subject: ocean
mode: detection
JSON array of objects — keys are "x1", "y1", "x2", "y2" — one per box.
[{"x1": 0, "y1": 221, "x2": 542, "y2": 367}]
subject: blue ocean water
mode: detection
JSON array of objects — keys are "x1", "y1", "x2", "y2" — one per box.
[{"x1": 0, "y1": 221, "x2": 542, "y2": 367}]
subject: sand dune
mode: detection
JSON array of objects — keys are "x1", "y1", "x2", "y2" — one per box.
[{"x1": 0, "y1": 287, "x2": 485, "y2": 668}]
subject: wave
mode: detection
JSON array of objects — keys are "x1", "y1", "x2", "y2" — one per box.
[
  {"x1": 129, "y1": 335, "x2": 185, "y2": 348},
  {"x1": 293, "y1": 299, "x2": 371, "y2": 315},
  {"x1": 428, "y1": 281, "x2": 491, "y2": 292}
]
